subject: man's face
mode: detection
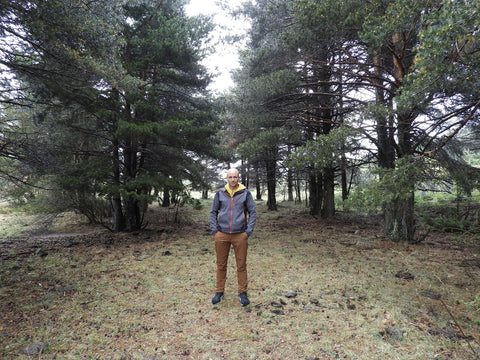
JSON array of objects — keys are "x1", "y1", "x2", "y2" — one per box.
[{"x1": 226, "y1": 170, "x2": 239, "y2": 189}]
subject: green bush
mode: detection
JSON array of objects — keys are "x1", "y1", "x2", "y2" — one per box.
[
  {"x1": 427, "y1": 215, "x2": 473, "y2": 233},
  {"x1": 420, "y1": 205, "x2": 480, "y2": 233}
]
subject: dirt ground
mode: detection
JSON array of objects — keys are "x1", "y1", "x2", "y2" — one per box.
[{"x1": 1, "y1": 203, "x2": 480, "y2": 359}]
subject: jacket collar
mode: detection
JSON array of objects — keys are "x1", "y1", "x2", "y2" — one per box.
[{"x1": 225, "y1": 183, "x2": 246, "y2": 197}]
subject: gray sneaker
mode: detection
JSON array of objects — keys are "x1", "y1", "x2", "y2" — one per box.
[
  {"x1": 212, "y1": 292, "x2": 224, "y2": 304},
  {"x1": 239, "y1": 292, "x2": 250, "y2": 306}
]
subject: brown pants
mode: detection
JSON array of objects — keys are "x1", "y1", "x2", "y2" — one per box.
[{"x1": 214, "y1": 231, "x2": 248, "y2": 294}]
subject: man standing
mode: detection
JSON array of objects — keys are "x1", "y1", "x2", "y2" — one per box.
[{"x1": 209, "y1": 168, "x2": 257, "y2": 306}]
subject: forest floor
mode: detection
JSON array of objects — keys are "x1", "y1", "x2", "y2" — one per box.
[{"x1": 1, "y1": 201, "x2": 480, "y2": 359}]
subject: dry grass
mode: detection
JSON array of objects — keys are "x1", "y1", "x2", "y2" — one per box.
[
  {"x1": 1, "y1": 201, "x2": 479, "y2": 359},
  {"x1": 0, "y1": 210, "x2": 41, "y2": 238}
]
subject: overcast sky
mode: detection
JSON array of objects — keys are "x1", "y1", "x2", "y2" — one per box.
[{"x1": 185, "y1": 0, "x2": 250, "y2": 94}]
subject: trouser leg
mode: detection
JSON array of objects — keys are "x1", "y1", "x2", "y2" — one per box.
[
  {"x1": 231, "y1": 232, "x2": 248, "y2": 294},
  {"x1": 214, "y1": 231, "x2": 231, "y2": 293}
]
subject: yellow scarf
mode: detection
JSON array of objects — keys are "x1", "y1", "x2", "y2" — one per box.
[{"x1": 225, "y1": 183, "x2": 246, "y2": 197}]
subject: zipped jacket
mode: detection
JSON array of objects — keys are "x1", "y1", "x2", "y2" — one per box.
[{"x1": 210, "y1": 185, "x2": 257, "y2": 236}]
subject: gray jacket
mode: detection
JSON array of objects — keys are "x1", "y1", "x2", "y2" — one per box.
[{"x1": 210, "y1": 187, "x2": 256, "y2": 236}]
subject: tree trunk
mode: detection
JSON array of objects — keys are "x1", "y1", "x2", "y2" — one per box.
[
  {"x1": 321, "y1": 167, "x2": 335, "y2": 218},
  {"x1": 122, "y1": 139, "x2": 143, "y2": 231},
  {"x1": 124, "y1": 196, "x2": 141, "y2": 231},
  {"x1": 376, "y1": 36, "x2": 416, "y2": 242},
  {"x1": 383, "y1": 191, "x2": 415, "y2": 242},
  {"x1": 339, "y1": 61, "x2": 348, "y2": 202},
  {"x1": 374, "y1": 51, "x2": 396, "y2": 170},
  {"x1": 255, "y1": 167, "x2": 262, "y2": 201},
  {"x1": 341, "y1": 167, "x2": 348, "y2": 201},
  {"x1": 255, "y1": 181, "x2": 262, "y2": 201},
  {"x1": 309, "y1": 171, "x2": 322, "y2": 216},
  {"x1": 111, "y1": 138, "x2": 125, "y2": 232},
  {"x1": 314, "y1": 55, "x2": 335, "y2": 218},
  {"x1": 295, "y1": 177, "x2": 302, "y2": 204},
  {"x1": 111, "y1": 196, "x2": 124, "y2": 232},
  {"x1": 265, "y1": 149, "x2": 277, "y2": 211},
  {"x1": 162, "y1": 187, "x2": 171, "y2": 207},
  {"x1": 287, "y1": 167, "x2": 294, "y2": 202},
  {"x1": 385, "y1": 113, "x2": 416, "y2": 241},
  {"x1": 286, "y1": 146, "x2": 295, "y2": 202}
]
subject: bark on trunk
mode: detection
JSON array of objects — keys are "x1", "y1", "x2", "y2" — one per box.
[
  {"x1": 321, "y1": 167, "x2": 335, "y2": 218},
  {"x1": 341, "y1": 160, "x2": 348, "y2": 201},
  {"x1": 111, "y1": 196, "x2": 124, "y2": 232},
  {"x1": 383, "y1": 192, "x2": 415, "y2": 242},
  {"x1": 374, "y1": 51, "x2": 396, "y2": 170},
  {"x1": 287, "y1": 168, "x2": 294, "y2": 202},
  {"x1": 376, "y1": 32, "x2": 417, "y2": 242},
  {"x1": 162, "y1": 187, "x2": 171, "y2": 207},
  {"x1": 309, "y1": 172, "x2": 323, "y2": 216},
  {"x1": 266, "y1": 153, "x2": 277, "y2": 211},
  {"x1": 111, "y1": 138, "x2": 125, "y2": 232},
  {"x1": 124, "y1": 196, "x2": 141, "y2": 232},
  {"x1": 255, "y1": 168, "x2": 262, "y2": 201},
  {"x1": 295, "y1": 177, "x2": 302, "y2": 204}
]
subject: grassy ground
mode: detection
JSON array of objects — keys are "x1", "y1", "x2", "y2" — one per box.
[{"x1": 1, "y1": 201, "x2": 479, "y2": 359}]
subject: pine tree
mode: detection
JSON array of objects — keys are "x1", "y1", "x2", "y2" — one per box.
[{"x1": 0, "y1": 0, "x2": 219, "y2": 231}]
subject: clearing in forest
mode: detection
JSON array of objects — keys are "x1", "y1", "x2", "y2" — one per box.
[{"x1": 1, "y1": 201, "x2": 479, "y2": 359}]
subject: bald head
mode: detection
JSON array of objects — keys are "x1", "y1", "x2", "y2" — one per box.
[{"x1": 226, "y1": 168, "x2": 240, "y2": 190}]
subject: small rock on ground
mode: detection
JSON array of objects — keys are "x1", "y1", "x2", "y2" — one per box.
[{"x1": 21, "y1": 342, "x2": 47, "y2": 356}]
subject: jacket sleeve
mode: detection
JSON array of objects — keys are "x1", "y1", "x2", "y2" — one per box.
[
  {"x1": 209, "y1": 191, "x2": 220, "y2": 235},
  {"x1": 245, "y1": 191, "x2": 257, "y2": 237}
]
